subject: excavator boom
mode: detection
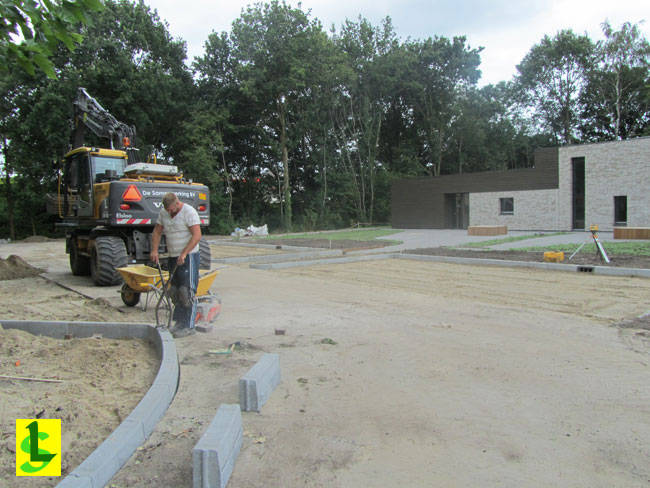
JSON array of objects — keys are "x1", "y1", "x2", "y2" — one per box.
[{"x1": 72, "y1": 87, "x2": 137, "y2": 164}]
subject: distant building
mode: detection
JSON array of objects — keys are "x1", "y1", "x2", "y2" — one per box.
[{"x1": 391, "y1": 137, "x2": 650, "y2": 232}]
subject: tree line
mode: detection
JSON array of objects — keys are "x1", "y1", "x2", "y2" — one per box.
[{"x1": 1, "y1": 0, "x2": 648, "y2": 239}]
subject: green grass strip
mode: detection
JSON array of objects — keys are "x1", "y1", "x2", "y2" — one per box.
[
  {"x1": 517, "y1": 241, "x2": 650, "y2": 256},
  {"x1": 459, "y1": 232, "x2": 568, "y2": 248},
  {"x1": 257, "y1": 228, "x2": 403, "y2": 244}
]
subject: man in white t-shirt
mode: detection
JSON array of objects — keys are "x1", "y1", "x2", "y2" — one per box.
[{"x1": 150, "y1": 192, "x2": 202, "y2": 337}]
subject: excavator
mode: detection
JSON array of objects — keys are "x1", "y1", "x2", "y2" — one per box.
[{"x1": 47, "y1": 87, "x2": 211, "y2": 286}]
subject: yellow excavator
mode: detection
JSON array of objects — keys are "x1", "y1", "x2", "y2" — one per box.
[{"x1": 47, "y1": 88, "x2": 211, "y2": 285}]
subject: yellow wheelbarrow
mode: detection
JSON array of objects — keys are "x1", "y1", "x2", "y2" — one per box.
[{"x1": 117, "y1": 265, "x2": 220, "y2": 311}]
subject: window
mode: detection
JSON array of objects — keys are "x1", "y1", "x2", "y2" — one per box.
[
  {"x1": 499, "y1": 197, "x2": 514, "y2": 215},
  {"x1": 614, "y1": 196, "x2": 627, "y2": 226},
  {"x1": 93, "y1": 156, "x2": 127, "y2": 181}
]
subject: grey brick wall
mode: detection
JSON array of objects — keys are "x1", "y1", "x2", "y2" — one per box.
[
  {"x1": 470, "y1": 189, "x2": 559, "y2": 230},
  {"x1": 558, "y1": 137, "x2": 650, "y2": 231}
]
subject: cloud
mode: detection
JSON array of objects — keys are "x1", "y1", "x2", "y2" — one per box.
[{"x1": 144, "y1": 0, "x2": 650, "y2": 85}]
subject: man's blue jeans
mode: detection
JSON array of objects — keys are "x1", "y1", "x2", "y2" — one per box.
[{"x1": 167, "y1": 252, "x2": 200, "y2": 329}]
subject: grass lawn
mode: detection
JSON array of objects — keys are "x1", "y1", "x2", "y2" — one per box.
[
  {"x1": 257, "y1": 228, "x2": 403, "y2": 244},
  {"x1": 459, "y1": 233, "x2": 568, "y2": 248},
  {"x1": 517, "y1": 241, "x2": 650, "y2": 256}
]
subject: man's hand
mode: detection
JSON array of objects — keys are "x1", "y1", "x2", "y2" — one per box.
[
  {"x1": 176, "y1": 254, "x2": 186, "y2": 266},
  {"x1": 150, "y1": 251, "x2": 159, "y2": 265}
]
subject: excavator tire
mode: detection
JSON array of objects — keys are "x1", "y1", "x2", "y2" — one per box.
[
  {"x1": 70, "y1": 238, "x2": 91, "y2": 276},
  {"x1": 199, "y1": 237, "x2": 212, "y2": 270},
  {"x1": 91, "y1": 236, "x2": 128, "y2": 286}
]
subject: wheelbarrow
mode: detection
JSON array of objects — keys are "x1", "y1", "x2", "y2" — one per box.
[{"x1": 117, "y1": 264, "x2": 221, "y2": 328}]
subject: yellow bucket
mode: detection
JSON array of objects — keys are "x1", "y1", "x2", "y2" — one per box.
[{"x1": 543, "y1": 251, "x2": 565, "y2": 263}]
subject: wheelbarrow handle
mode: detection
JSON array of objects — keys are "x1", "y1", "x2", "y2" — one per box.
[{"x1": 155, "y1": 261, "x2": 177, "y2": 329}]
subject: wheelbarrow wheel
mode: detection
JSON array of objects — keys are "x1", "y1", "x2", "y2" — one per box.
[{"x1": 120, "y1": 283, "x2": 141, "y2": 307}]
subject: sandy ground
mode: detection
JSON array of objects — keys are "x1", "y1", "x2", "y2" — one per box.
[
  {"x1": 1, "y1": 239, "x2": 650, "y2": 487},
  {"x1": 0, "y1": 327, "x2": 158, "y2": 487}
]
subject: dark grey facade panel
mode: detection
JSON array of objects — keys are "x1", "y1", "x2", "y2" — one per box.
[{"x1": 391, "y1": 148, "x2": 559, "y2": 228}]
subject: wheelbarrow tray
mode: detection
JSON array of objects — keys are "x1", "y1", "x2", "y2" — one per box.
[
  {"x1": 117, "y1": 265, "x2": 219, "y2": 295},
  {"x1": 197, "y1": 269, "x2": 219, "y2": 296},
  {"x1": 117, "y1": 265, "x2": 167, "y2": 293}
]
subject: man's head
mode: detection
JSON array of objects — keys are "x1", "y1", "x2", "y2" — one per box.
[{"x1": 162, "y1": 192, "x2": 183, "y2": 216}]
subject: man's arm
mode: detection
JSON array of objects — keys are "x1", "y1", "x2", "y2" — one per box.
[
  {"x1": 177, "y1": 224, "x2": 201, "y2": 265},
  {"x1": 150, "y1": 223, "x2": 164, "y2": 264}
]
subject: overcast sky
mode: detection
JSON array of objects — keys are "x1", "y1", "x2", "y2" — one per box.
[{"x1": 145, "y1": 0, "x2": 649, "y2": 86}]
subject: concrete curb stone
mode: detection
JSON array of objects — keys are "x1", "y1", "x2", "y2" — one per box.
[
  {"x1": 192, "y1": 404, "x2": 243, "y2": 488},
  {"x1": 245, "y1": 249, "x2": 650, "y2": 279},
  {"x1": 249, "y1": 253, "x2": 392, "y2": 270},
  {"x1": 213, "y1": 249, "x2": 342, "y2": 264},
  {"x1": 207, "y1": 240, "x2": 318, "y2": 252},
  {"x1": 0, "y1": 320, "x2": 179, "y2": 488},
  {"x1": 239, "y1": 353, "x2": 281, "y2": 412}
]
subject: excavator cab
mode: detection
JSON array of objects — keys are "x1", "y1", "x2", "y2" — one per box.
[{"x1": 58, "y1": 147, "x2": 128, "y2": 218}]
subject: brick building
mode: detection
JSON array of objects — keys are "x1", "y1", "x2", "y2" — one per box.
[{"x1": 391, "y1": 137, "x2": 650, "y2": 231}]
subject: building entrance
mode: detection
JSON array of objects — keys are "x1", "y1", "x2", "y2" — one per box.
[{"x1": 444, "y1": 193, "x2": 469, "y2": 229}]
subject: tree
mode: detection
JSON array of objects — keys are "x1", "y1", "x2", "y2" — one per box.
[
  {"x1": 580, "y1": 21, "x2": 650, "y2": 140},
  {"x1": 67, "y1": 0, "x2": 194, "y2": 160},
  {"x1": 515, "y1": 30, "x2": 595, "y2": 144},
  {"x1": 403, "y1": 35, "x2": 482, "y2": 175},
  {"x1": 228, "y1": 0, "x2": 329, "y2": 231},
  {"x1": 0, "y1": 0, "x2": 104, "y2": 79},
  {"x1": 0, "y1": 0, "x2": 193, "y2": 240},
  {"x1": 330, "y1": 17, "x2": 403, "y2": 223}
]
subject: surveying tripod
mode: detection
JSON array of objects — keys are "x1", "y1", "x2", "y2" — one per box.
[{"x1": 569, "y1": 225, "x2": 610, "y2": 263}]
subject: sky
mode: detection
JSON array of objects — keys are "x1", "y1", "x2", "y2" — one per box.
[{"x1": 143, "y1": 0, "x2": 650, "y2": 86}]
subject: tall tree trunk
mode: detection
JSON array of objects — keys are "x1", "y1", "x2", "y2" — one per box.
[
  {"x1": 433, "y1": 130, "x2": 443, "y2": 177},
  {"x1": 333, "y1": 103, "x2": 364, "y2": 223},
  {"x1": 458, "y1": 134, "x2": 463, "y2": 174},
  {"x1": 279, "y1": 99, "x2": 291, "y2": 231},
  {"x1": 319, "y1": 125, "x2": 328, "y2": 223},
  {"x1": 614, "y1": 68, "x2": 622, "y2": 140},
  {"x1": 2, "y1": 138, "x2": 15, "y2": 240},
  {"x1": 217, "y1": 129, "x2": 233, "y2": 224}
]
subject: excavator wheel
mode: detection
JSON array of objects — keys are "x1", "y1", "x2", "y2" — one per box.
[
  {"x1": 70, "y1": 238, "x2": 91, "y2": 276},
  {"x1": 199, "y1": 237, "x2": 212, "y2": 270},
  {"x1": 91, "y1": 236, "x2": 128, "y2": 286}
]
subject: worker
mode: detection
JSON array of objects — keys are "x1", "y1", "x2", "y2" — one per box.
[{"x1": 150, "y1": 192, "x2": 202, "y2": 338}]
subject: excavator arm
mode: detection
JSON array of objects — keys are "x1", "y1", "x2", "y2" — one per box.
[{"x1": 72, "y1": 87, "x2": 138, "y2": 164}]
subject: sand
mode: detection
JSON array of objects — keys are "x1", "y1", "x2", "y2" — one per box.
[{"x1": 1, "y1": 239, "x2": 650, "y2": 487}]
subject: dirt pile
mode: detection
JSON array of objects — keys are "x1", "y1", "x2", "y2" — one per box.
[
  {"x1": 0, "y1": 255, "x2": 43, "y2": 280},
  {"x1": 0, "y1": 327, "x2": 159, "y2": 486},
  {"x1": 20, "y1": 236, "x2": 55, "y2": 243}
]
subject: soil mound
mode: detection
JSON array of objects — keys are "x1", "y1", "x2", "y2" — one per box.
[
  {"x1": 20, "y1": 235, "x2": 53, "y2": 243},
  {"x1": 0, "y1": 255, "x2": 43, "y2": 280}
]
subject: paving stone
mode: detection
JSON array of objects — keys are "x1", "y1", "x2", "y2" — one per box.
[
  {"x1": 193, "y1": 404, "x2": 243, "y2": 488},
  {"x1": 239, "y1": 353, "x2": 281, "y2": 412}
]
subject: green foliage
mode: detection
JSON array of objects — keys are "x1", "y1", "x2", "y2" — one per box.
[
  {"x1": 515, "y1": 29, "x2": 595, "y2": 144},
  {"x1": 1, "y1": 5, "x2": 649, "y2": 239},
  {"x1": 402, "y1": 35, "x2": 483, "y2": 176},
  {"x1": 0, "y1": 0, "x2": 104, "y2": 79},
  {"x1": 580, "y1": 21, "x2": 650, "y2": 140}
]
